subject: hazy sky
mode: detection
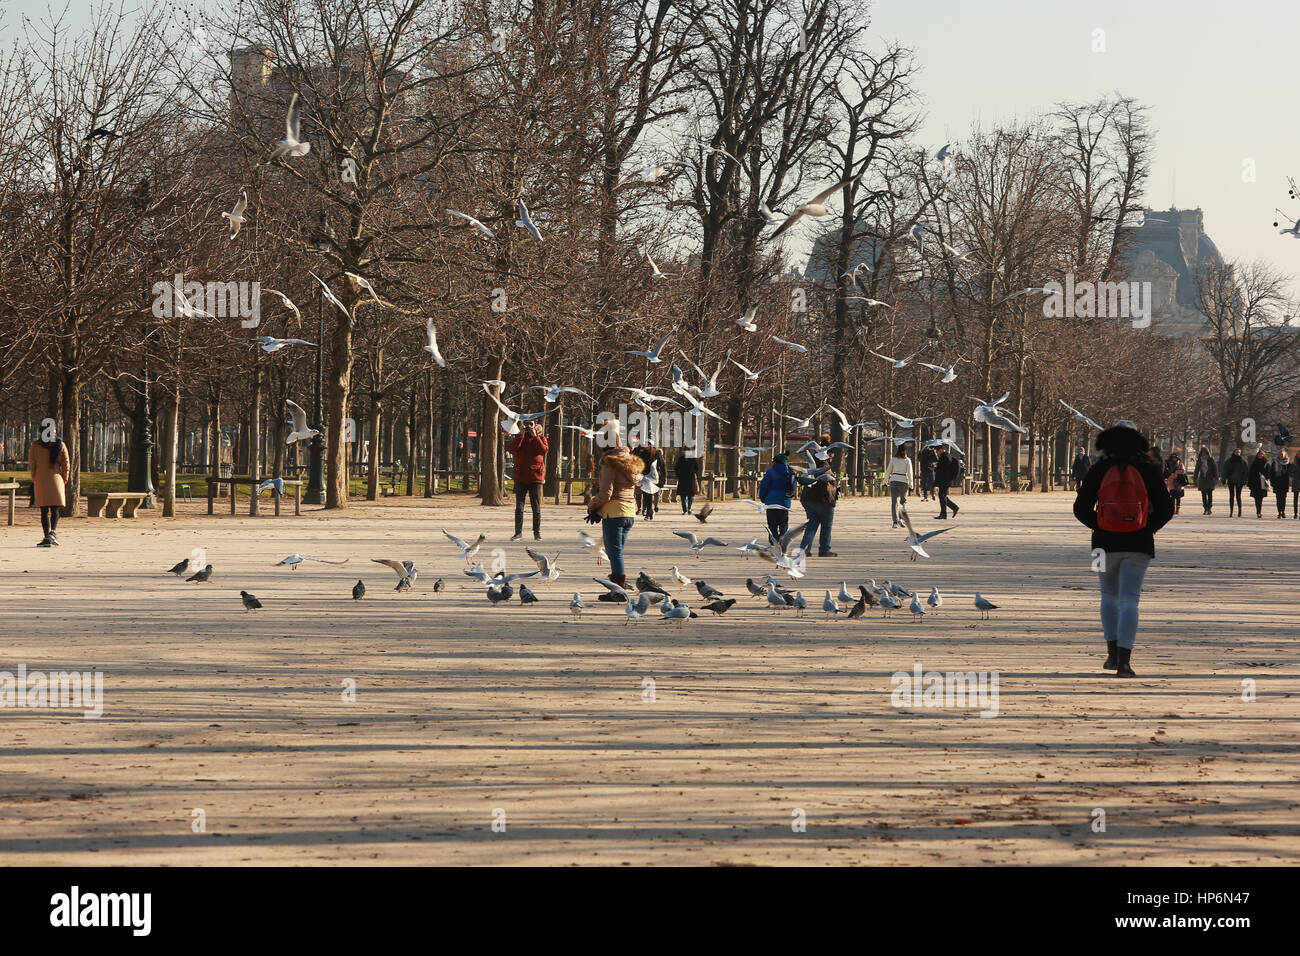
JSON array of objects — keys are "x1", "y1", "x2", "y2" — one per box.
[
  {"x1": 868, "y1": 0, "x2": 1299, "y2": 288},
  {"x1": 4, "y1": 0, "x2": 1296, "y2": 288}
]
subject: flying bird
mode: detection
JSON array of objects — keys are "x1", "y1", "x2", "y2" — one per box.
[
  {"x1": 899, "y1": 508, "x2": 950, "y2": 560},
  {"x1": 1059, "y1": 399, "x2": 1103, "y2": 431},
  {"x1": 770, "y1": 178, "x2": 859, "y2": 238},
  {"x1": 735, "y1": 305, "x2": 759, "y2": 332},
  {"x1": 442, "y1": 529, "x2": 486, "y2": 561},
  {"x1": 625, "y1": 330, "x2": 675, "y2": 363},
  {"x1": 772, "y1": 335, "x2": 807, "y2": 354},
  {"x1": 252, "y1": 336, "x2": 316, "y2": 354},
  {"x1": 515, "y1": 197, "x2": 542, "y2": 241},
  {"x1": 372, "y1": 558, "x2": 418, "y2": 591},
  {"x1": 276, "y1": 553, "x2": 348, "y2": 569},
  {"x1": 869, "y1": 347, "x2": 926, "y2": 370},
  {"x1": 309, "y1": 272, "x2": 352, "y2": 319},
  {"x1": 260, "y1": 290, "x2": 301, "y2": 323},
  {"x1": 270, "y1": 93, "x2": 311, "y2": 160},
  {"x1": 423, "y1": 317, "x2": 447, "y2": 367},
  {"x1": 222, "y1": 191, "x2": 248, "y2": 239},
  {"x1": 285, "y1": 399, "x2": 318, "y2": 444},
  {"x1": 445, "y1": 208, "x2": 496, "y2": 239}
]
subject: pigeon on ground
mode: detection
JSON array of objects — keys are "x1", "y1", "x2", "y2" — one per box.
[
  {"x1": 187, "y1": 564, "x2": 214, "y2": 582},
  {"x1": 847, "y1": 597, "x2": 867, "y2": 620},
  {"x1": 636, "y1": 571, "x2": 670, "y2": 596},
  {"x1": 519, "y1": 584, "x2": 539, "y2": 604},
  {"x1": 240, "y1": 590, "x2": 262, "y2": 611},
  {"x1": 487, "y1": 583, "x2": 514, "y2": 605},
  {"x1": 352, "y1": 580, "x2": 365, "y2": 600},
  {"x1": 372, "y1": 558, "x2": 417, "y2": 591},
  {"x1": 702, "y1": 598, "x2": 736, "y2": 615},
  {"x1": 858, "y1": 585, "x2": 878, "y2": 608},
  {"x1": 433, "y1": 578, "x2": 444, "y2": 592},
  {"x1": 595, "y1": 577, "x2": 630, "y2": 602},
  {"x1": 695, "y1": 580, "x2": 723, "y2": 600},
  {"x1": 746, "y1": 578, "x2": 766, "y2": 598},
  {"x1": 166, "y1": 558, "x2": 190, "y2": 576}
]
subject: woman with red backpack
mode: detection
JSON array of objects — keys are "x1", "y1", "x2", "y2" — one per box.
[{"x1": 1073, "y1": 421, "x2": 1175, "y2": 678}]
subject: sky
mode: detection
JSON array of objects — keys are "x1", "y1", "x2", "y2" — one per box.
[
  {"x1": 867, "y1": 0, "x2": 1300, "y2": 290},
  {"x1": 3, "y1": 0, "x2": 1297, "y2": 290}
]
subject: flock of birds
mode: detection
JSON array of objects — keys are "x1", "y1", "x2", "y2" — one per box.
[{"x1": 162, "y1": 508, "x2": 1002, "y2": 627}]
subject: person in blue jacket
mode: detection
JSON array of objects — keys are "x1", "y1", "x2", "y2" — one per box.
[{"x1": 758, "y1": 453, "x2": 796, "y2": 544}]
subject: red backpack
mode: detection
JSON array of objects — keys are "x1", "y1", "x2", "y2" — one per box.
[{"x1": 1096, "y1": 460, "x2": 1150, "y2": 532}]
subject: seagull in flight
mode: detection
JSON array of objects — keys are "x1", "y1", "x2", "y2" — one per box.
[
  {"x1": 270, "y1": 93, "x2": 311, "y2": 160},
  {"x1": 372, "y1": 558, "x2": 418, "y2": 591},
  {"x1": 678, "y1": 352, "x2": 727, "y2": 399},
  {"x1": 261, "y1": 290, "x2": 301, "y2": 323},
  {"x1": 285, "y1": 399, "x2": 318, "y2": 444},
  {"x1": 617, "y1": 163, "x2": 676, "y2": 189},
  {"x1": 729, "y1": 358, "x2": 775, "y2": 382},
  {"x1": 483, "y1": 384, "x2": 557, "y2": 435},
  {"x1": 971, "y1": 392, "x2": 1026, "y2": 434},
  {"x1": 532, "y1": 384, "x2": 594, "y2": 404},
  {"x1": 309, "y1": 272, "x2": 352, "y2": 319},
  {"x1": 672, "y1": 531, "x2": 730, "y2": 556},
  {"x1": 735, "y1": 305, "x2": 759, "y2": 332},
  {"x1": 169, "y1": 282, "x2": 214, "y2": 319},
  {"x1": 1059, "y1": 399, "x2": 1102, "y2": 431},
  {"x1": 869, "y1": 346, "x2": 925, "y2": 369},
  {"x1": 772, "y1": 335, "x2": 807, "y2": 354},
  {"x1": 898, "y1": 508, "x2": 950, "y2": 561},
  {"x1": 877, "y1": 406, "x2": 937, "y2": 430},
  {"x1": 252, "y1": 336, "x2": 316, "y2": 353},
  {"x1": 715, "y1": 445, "x2": 772, "y2": 460},
  {"x1": 345, "y1": 272, "x2": 382, "y2": 304},
  {"x1": 646, "y1": 252, "x2": 673, "y2": 279},
  {"x1": 822, "y1": 403, "x2": 876, "y2": 436},
  {"x1": 995, "y1": 286, "x2": 1055, "y2": 306},
  {"x1": 276, "y1": 553, "x2": 348, "y2": 569},
  {"x1": 846, "y1": 296, "x2": 892, "y2": 309},
  {"x1": 916, "y1": 360, "x2": 960, "y2": 383},
  {"x1": 446, "y1": 208, "x2": 496, "y2": 239},
  {"x1": 757, "y1": 200, "x2": 782, "y2": 225},
  {"x1": 515, "y1": 197, "x2": 542, "y2": 241},
  {"x1": 770, "y1": 178, "x2": 859, "y2": 239},
  {"x1": 222, "y1": 190, "x2": 248, "y2": 239},
  {"x1": 423, "y1": 317, "x2": 447, "y2": 367},
  {"x1": 625, "y1": 330, "x2": 674, "y2": 363},
  {"x1": 442, "y1": 528, "x2": 486, "y2": 562}
]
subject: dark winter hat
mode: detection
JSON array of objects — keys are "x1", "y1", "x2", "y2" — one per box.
[{"x1": 774, "y1": 453, "x2": 788, "y2": 463}]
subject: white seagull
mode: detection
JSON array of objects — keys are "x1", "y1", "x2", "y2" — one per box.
[
  {"x1": 285, "y1": 399, "x2": 318, "y2": 444},
  {"x1": 309, "y1": 272, "x2": 352, "y2": 319},
  {"x1": 532, "y1": 384, "x2": 594, "y2": 404},
  {"x1": 917, "y1": 360, "x2": 960, "y2": 383},
  {"x1": 446, "y1": 208, "x2": 495, "y2": 239},
  {"x1": 625, "y1": 330, "x2": 674, "y2": 363},
  {"x1": 772, "y1": 335, "x2": 807, "y2": 354},
  {"x1": 869, "y1": 347, "x2": 926, "y2": 369},
  {"x1": 515, "y1": 197, "x2": 542, "y2": 241},
  {"x1": 735, "y1": 304, "x2": 759, "y2": 332},
  {"x1": 770, "y1": 178, "x2": 859, "y2": 239},
  {"x1": 261, "y1": 289, "x2": 301, "y2": 323},
  {"x1": 442, "y1": 528, "x2": 486, "y2": 561},
  {"x1": 423, "y1": 317, "x2": 447, "y2": 367},
  {"x1": 252, "y1": 336, "x2": 316, "y2": 353},
  {"x1": 899, "y1": 508, "x2": 951, "y2": 561},
  {"x1": 1060, "y1": 399, "x2": 1103, "y2": 431},
  {"x1": 222, "y1": 190, "x2": 248, "y2": 239},
  {"x1": 271, "y1": 93, "x2": 311, "y2": 160}
]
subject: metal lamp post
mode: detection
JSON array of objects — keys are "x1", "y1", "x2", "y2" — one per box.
[{"x1": 303, "y1": 217, "x2": 333, "y2": 505}]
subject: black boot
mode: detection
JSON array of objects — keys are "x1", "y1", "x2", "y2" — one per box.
[
  {"x1": 1103, "y1": 640, "x2": 1117, "y2": 671},
  {"x1": 1115, "y1": 646, "x2": 1135, "y2": 678}
]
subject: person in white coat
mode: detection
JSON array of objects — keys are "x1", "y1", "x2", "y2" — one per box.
[{"x1": 886, "y1": 443, "x2": 914, "y2": 528}]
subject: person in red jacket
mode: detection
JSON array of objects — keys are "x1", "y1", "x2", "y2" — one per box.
[{"x1": 508, "y1": 421, "x2": 548, "y2": 541}]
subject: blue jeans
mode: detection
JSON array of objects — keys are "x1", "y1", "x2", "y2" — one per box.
[
  {"x1": 799, "y1": 501, "x2": 834, "y2": 555},
  {"x1": 1098, "y1": 551, "x2": 1151, "y2": 649},
  {"x1": 680, "y1": 494, "x2": 694, "y2": 514},
  {"x1": 602, "y1": 516, "x2": 634, "y2": 577}
]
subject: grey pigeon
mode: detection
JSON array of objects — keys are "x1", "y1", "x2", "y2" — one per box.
[
  {"x1": 433, "y1": 578, "x2": 445, "y2": 592},
  {"x1": 519, "y1": 584, "x2": 539, "y2": 604},
  {"x1": 240, "y1": 590, "x2": 262, "y2": 611},
  {"x1": 695, "y1": 580, "x2": 723, "y2": 600},
  {"x1": 636, "y1": 571, "x2": 669, "y2": 596},
  {"x1": 167, "y1": 558, "x2": 190, "y2": 576},
  {"x1": 745, "y1": 578, "x2": 765, "y2": 598},
  {"x1": 487, "y1": 583, "x2": 514, "y2": 605},
  {"x1": 187, "y1": 564, "x2": 213, "y2": 582},
  {"x1": 847, "y1": 597, "x2": 866, "y2": 620},
  {"x1": 701, "y1": 598, "x2": 736, "y2": 615},
  {"x1": 352, "y1": 580, "x2": 365, "y2": 600}
]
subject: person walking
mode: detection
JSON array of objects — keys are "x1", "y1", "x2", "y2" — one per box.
[
  {"x1": 674, "y1": 450, "x2": 702, "y2": 515},
  {"x1": 1221, "y1": 447, "x2": 1247, "y2": 517},
  {"x1": 1268, "y1": 450, "x2": 1291, "y2": 519},
  {"x1": 917, "y1": 443, "x2": 938, "y2": 502},
  {"x1": 932, "y1": 444, "x2": 962, "y2": 519},
  {"x1": 1193, "y1": 446, "x2": 1217, "y2": 515},
  {"x1": 1163, "y1": 452, "x2": 1186, "y2": 516},
  {"x1": 797, "y1": 470, "x2": 838, "y2": 558},
  {"x1": 508, "y1": 421, "x2": 548, "y2": 541},
  {"x1": 1289, "y1": 453, "x2": 1300, "y2": 519},
  {"x1": 1073, "y1": 421, "x2": 1175, "y2": 678},
  {"x1": 586, "y1": 422, "x2": 644, "y2": 598},
  {"x1": 29, "y1": 430, "x2": 71, "y2": 547},
  {"x1": 1247, "y1": 448, "x2": 1269, "y2": 518},
  {"x1": 758, "y1": 453, "x2": 796, "y2": 544},
  {"x1": 631, "y1": 440, "x2": 666, "y2": 521},
  {"x1": 1070, "y1": 446, "x2": 1091, "y2": 490},
  {"x1": 885, "y1": 443, "x2": 914, "y2": 528}
]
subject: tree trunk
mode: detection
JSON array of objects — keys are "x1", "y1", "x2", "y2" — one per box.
[
  {"x1": 162, "y1": 387, "x2": 180, "y2": 517},
  {"x1": 479, "y1": 358, "x2": 506, "y2": 505},
  {"x1": 366, "y1": 399, "x2": 381, "y2": 501}
]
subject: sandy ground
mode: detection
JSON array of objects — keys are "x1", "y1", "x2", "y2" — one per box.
[{"x1": 0, "y1": 488, "x2": 1296, "y2": 866}]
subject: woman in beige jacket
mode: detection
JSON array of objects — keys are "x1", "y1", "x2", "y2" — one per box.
[
  {"x1": 585, "y1": 421, "x2": 644, "y2": 592},
  {"x1": 29, "y1": 435, "x2": 70, "y2": 546}
]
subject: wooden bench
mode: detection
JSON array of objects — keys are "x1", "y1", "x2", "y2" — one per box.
[
  {"x1": 206, "y1": 477, "x2": 303, "y2": 516},
  {"x1": 379, "y1": 463, "x2": 406, "y2": 497},
  {"x1": 0, "y1": 481, "x2": 18, "y2": 526},
  {"x1": 85, "y1": 492, "x2": 148, "y2": 518}
]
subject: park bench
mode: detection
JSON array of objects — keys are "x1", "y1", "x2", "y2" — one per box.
[
  {"x1": 206, "y1": 477, "x2": 303, "y2": 516},
  {"x1": 1, "y1": 481, "x2": 18, "y2": 525},
  {"x1": 378, "y1": 462, "x2": 406, "y2": 496},
  {"x1": 84, "y1": 491, "x2": 148, "y2": 518},
  {"x1": 1005, "y1": 471, "x2": 1031, "y2": 492}
]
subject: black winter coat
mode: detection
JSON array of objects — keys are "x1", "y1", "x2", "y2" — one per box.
[{"x1": 1073, "y1": 426, "x2": 1174, "y2": 557}]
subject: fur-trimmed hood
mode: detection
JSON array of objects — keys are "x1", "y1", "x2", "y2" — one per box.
[{"x1": 602, "y1": 448, "x2": 645, "y2": 482}]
